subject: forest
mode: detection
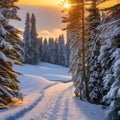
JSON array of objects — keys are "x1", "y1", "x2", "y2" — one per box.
[
  {"x1": 0, "y1": 0, "x2": 120, "y2": 120},
  {"x1": 62, "y1": 0, "x2": 120, "y2": 120}
]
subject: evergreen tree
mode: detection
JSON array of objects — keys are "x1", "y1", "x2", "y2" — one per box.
[
  {"x1": 65, "y1": 31, "x2": 70, "y2": 67},
  {"x1": 86, "y1": 0, "x2": 101, "y2": 103},
  {"x1": 37, "y1": 37, "x2": 43, "y2": 61},
  {"x1": 48, "y1": 38, "x2": 56, "y2": 64},
  {"x1": 54, "y1": 38, "x2": 58, "y2": 64},
  {"x1": 43, "y1": 38, "x2": 49, "y2": 62},
  {"x1": 62, "y1": 0, "x2": 88, "y2": 99},
  {"x1": 29, "y1": 13, "x2": 39, "y2": 64},
  {"x1": 23, "y1": 13, "x2": 31, "y2": 63},
  {"x1": 0, "y1": 0, "x2": 23, "y2": 105},
  {"x1": 98, "y1": 3, "x2": 120, "y2": 120},
  {"x1": 57, "y1": 35, "x2": 67, "y2": 66}
]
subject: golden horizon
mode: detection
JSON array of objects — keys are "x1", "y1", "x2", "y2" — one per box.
[{"x1": 17, "y1": 0, "x2": 62, "y2": 7}]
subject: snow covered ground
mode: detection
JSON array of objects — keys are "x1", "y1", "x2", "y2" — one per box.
[
  {"x1": 0, "y1": 62, "x2": 106, "y2": 120},
  {"x1": 15, "y1": 62, "x2": 72, "y2": 82}
]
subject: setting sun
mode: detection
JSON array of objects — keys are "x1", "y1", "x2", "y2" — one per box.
[{"x1": 64, "y1": 3, "x2": 71, "y2": 9}]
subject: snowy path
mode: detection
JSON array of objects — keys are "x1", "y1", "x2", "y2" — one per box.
[
  {"x1": 0, "y1": 63, "x2": 105, "y2": 120},
  {"x1": 4, "y1": 83, "x2": 58, "y2": 120},
  {"x1": 0, "y1": 82, "x2": 105, "y2": 120},
  {"x1": 19, "y1": 83, "x2": 72, "y2": 120}
]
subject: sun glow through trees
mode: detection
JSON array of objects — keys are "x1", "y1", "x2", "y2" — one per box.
[{"x1": 64, "y1": 3, "x2": 71, "y2": 9}]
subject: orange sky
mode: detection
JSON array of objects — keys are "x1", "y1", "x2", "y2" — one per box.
[
  {"x1": 18, "y1": 0, "x2": 62, "y2": 6},
  {"x1": 98, "y1": 0, "x2": 120, "y2": 9}
]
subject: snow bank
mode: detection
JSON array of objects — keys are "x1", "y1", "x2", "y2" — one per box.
[{"x1": 14, "y1": 62, "x2": 72, "y2": 82}]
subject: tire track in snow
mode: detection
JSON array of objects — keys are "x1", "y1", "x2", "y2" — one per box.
[
  {"x1": 48, "y1": 85, "x2": 72, "y2": 120},
  {"x1": 19, "y1": 82, "x2": 72, "y2": 120},
  {"x1": 4, "y1": 83, "x2": 58, "y2": 120},
  {"x1": 62, "y1": 99, "x2": 69, "y2": 120},
  {"x1": 57, "y1": 92, "x2": 70, "y2": 120}
]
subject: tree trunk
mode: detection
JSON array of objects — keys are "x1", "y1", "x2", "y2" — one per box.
[{"x1": 81, "y1": 0, "x2": 89, "y2": 101}]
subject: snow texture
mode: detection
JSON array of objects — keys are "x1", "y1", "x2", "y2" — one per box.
[{"x1": 0, "y1": 63, "x2": 105, "y2": 120}]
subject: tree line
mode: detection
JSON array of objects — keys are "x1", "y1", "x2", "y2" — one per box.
[
  {"x1": 23, "y1": 13, "x2": 70, "y2": 67},
  {"x1": 62, "y1": 0, "x2": 120, "y2": 120}
]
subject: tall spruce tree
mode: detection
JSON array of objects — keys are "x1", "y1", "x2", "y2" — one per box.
[
  {"x1": 98, "y1": 3, "x2": 120, "y2": 120},
  {"x1": 0, "y1": 0, "x2": 23, "y2": 105},
  {"x1": 57, "y1": 35, "x2": 67, "y2": 66},
  {"x1": 23, "y1": 13, "x2": 31, "y2": 63},
  {"x1": 48, "y1": 38, "x2": 56, "y2": 64},
  {"x1": 65, "y1": 31, "x2": 70, "y2": 67},
  {"x1": 37, "y1": 37, "x2": 43, "y2": 61},
  {"x1": 86, "y1": 0, "x2": 101, "y2": 103},
  {"x1": 62, "y1": 0, "x2": 89, "y2": 99},
  {"x1": 54, "y1": 38, "x2": 58, "y2": 64},
  {"x1": 29, "y1": 13, "x2": 39, "y2": 64},
  {"x1": 43, "y1": 38, "x2": 49, "y2": 62}
]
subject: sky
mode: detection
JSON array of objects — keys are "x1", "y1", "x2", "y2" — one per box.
[
  {"x1": 13, "y1": 0, "x2": 66, "y2": 40},
  {"x1": 98, "y1": 0, "x2": 120, "y2": 9},
  {"x1": 14, "y1": 0, "x2": 120, "y2": 40},
  {"x1": 18, "y1": 0, "x2": 62, "y2": 6}
]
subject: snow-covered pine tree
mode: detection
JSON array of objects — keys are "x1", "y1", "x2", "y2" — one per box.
[
  {"x1": 65, "y1": 31, "x2": 70, "y2": 67},
  {"x1": 29, "y1": 13, "x2": 39, "y2": 64},
  {"x1": 48, "y1": 38, "x2": 56, "y2": 64},
  {"x1": 57, "y1": 35, "x2": 67, "y2": 66},
  {"x1": 37, "y1": 37, "x2": 43, "y2": 61},
  {"x1": 43, "y1": 38, "x2": 49, "y2": 62},
  {"x1": 54, "y1": 38, "x2": 58, "y2": 64},
  {"x1": 86, "y1": 0, "x2": 101, "y2": 104},
  {"x1": 0, "y1": 0, "x2": 23, "y2": 105},
  {"x1": 62, "y1": 0, "x2": 88, "y2": 99},
  {"x1": 23, "y1": 13, "x2": 31, "y2": 63},
  {"x1": 97, "y1": 3, "x2": 120, "y2": 120}
]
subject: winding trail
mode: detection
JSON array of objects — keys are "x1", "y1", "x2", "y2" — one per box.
[
  {"x1": 4, "y1": 82, "x2": 74, "y2": 120},
  {"x1": 0, "y1": 81, "x2": 105, "y2": 120},
  {"x1": 5, "y1": 83, "x2": 58, "y2": 120},
  {"x1": 19, "y1": 82, "x2": 72, "y2": 120},
  {"x1": 0, "y1": 63, "x2": 105, "y2": 120}
]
